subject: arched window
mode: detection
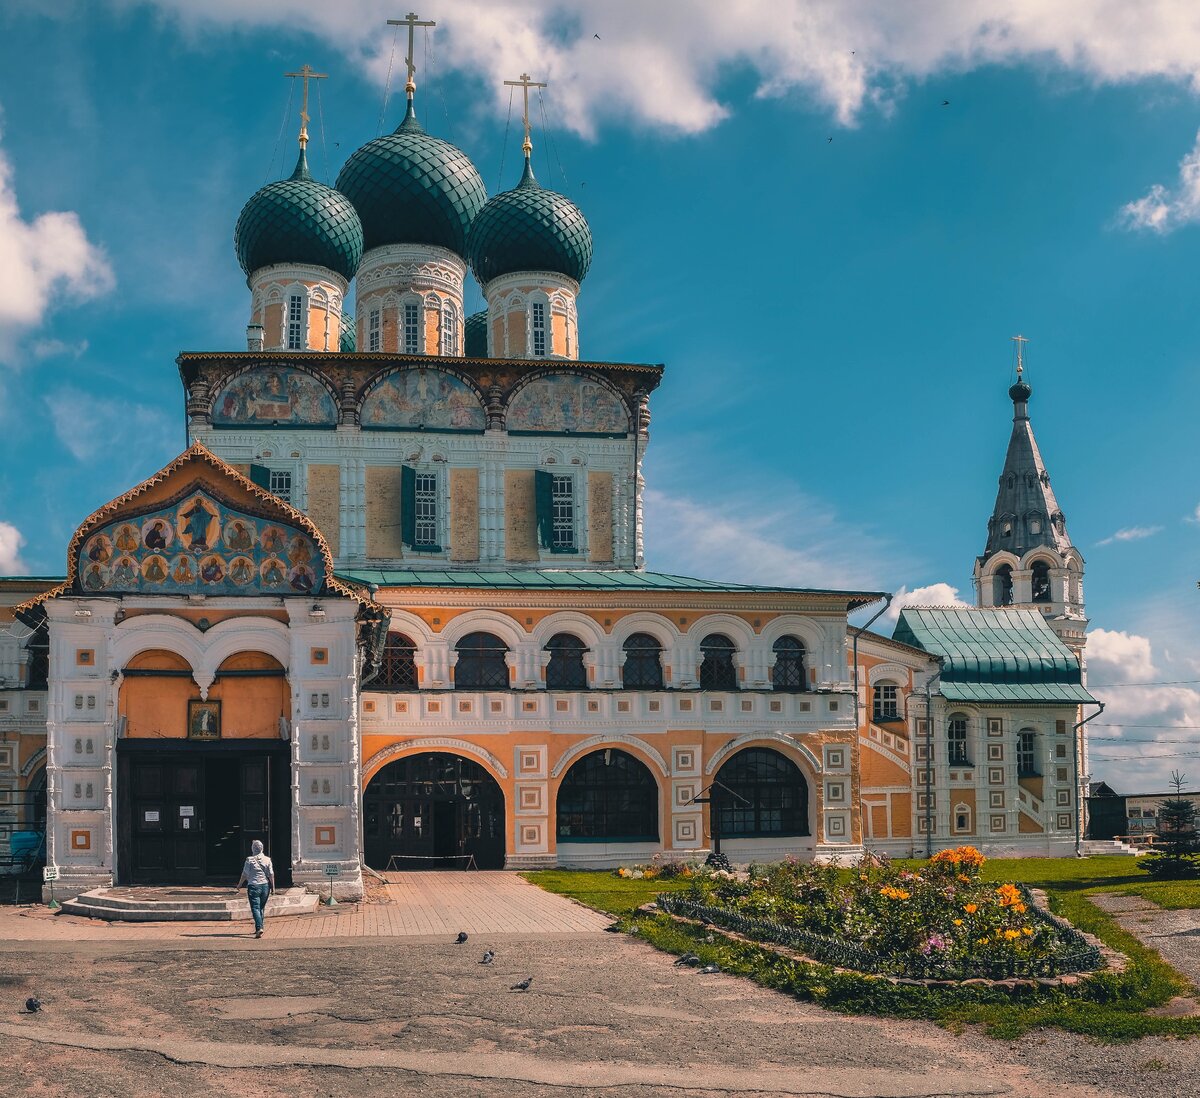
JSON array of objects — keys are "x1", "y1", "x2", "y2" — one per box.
[
  {"x1": 376, "y1": 632, "x2": 418, "y2": 690},
  {"x1": 993, "y1": 565, "x2": 1014, "y2": 606},
  {"x1": 530, "y1": 299, "x2": 548, "y2": 357},
  {"x1": 1031, "y1": 560, "x2": 1051, "y2": 603},
  {"x1": 947, "y1": 715, "x2": 970, "y2": 766},
  {"x1": 772, "y1": 635, "x2": 807, "y2": 692},
  {"x1": 714, "y1": 748, "x2": 809, "y2": 837},
  {"x1": 454, "y1": 632, "x2": 509, "y2": 689},
  {"x1": 556, "y1": 748, "x2": 658, "y2": 841},
  {"x1": 440, "y1": 299, "x2": 458, "y2": 355},
  {"x1": 698, "y1": 633, "x2": 738, "y2": 690},
  {"x1": 622, "y1": 633, "x2": 663, "y2": 689},
  {"x1": 872, "y1": 681, "x2": 899, "y2": 721},
  {"x1": 545, "y1": 633, "x2": 588, "y2": 690},
  {"x1": 402, "y1": 298, "x2": 421, "y2": 355},
  {"x1": 1018, "y1": 730, "x2": 1038, "y2": 776},
  {"x1": 953, "y1": 803, "x2": 972, "y2": 834},
  {"x1": 286, "y1": 291, "x2": 306, "y2": 350}
]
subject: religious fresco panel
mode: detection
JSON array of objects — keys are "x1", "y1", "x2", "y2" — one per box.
[
  {"x1": 77, "y1": 490, "x2": 325, "y2": 596},
  {"x1": 211, "y1": 367, "x2": 337, "y2": 427},
  {"x1": 360, "y1": 369, "x2": 486, "y2": 431},
  {"x1": 506, "y1": 374, "x2": 629, "y2": 435}
]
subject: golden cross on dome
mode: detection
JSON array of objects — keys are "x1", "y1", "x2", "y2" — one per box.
[
  {"x1": 503, "y1": 72, "x2": 547, "y2": 156},
  {"x1": 1011, "y1": 333, "x2": 1028, "y2": 376},
  {"x1": 284, "y1": 63, "x2": 327, "y2": 149},
  {"x1": 387, "y1": 12, "x2": 436, "y2": 97}
]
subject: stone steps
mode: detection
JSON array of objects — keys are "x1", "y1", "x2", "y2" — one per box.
[
  {"x1": 1080, "y1": 839, "x2": 1142, "y2": 857},
  {"x1": 61, "y1": 887, "x2": 320, "y2": 922}
]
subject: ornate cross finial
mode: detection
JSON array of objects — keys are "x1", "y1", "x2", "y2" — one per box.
[
  {"x1": 284, "y1": 63, "x2": 328, "y2": 149},
  {"x1": 1012, "y1": 333, "x2": 1028, "y2": 377},
  {"x1": 387, "y1": 12, "x2": 436, "y2": 98},
  {"x1": 503, "y1": 72, "x2": 547, "y2": 157}
]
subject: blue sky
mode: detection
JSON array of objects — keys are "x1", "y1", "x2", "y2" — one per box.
[{"x1": 2, "y1": 2, "x2": 1200, "y2": 789}]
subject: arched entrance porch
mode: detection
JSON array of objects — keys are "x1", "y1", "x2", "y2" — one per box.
[{"x1": 364, "y1": 753, "x2": 505, "y2": 870}]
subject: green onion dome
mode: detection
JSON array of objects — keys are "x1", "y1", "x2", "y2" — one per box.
[
  {"x1": 335, "y1": 101, "x2": 487, "y2": 257},
  {"x1": 234, "y1": 148, "x2": 364, "y2": 282},
  {"x1": 339, "y1": 310, "x2": 356, "y2": 353},
  {"x1": 1009, "y1": 377, "x2": 1032, "y2": 404},
  {"x1": 467, "y1": 158, "x2": 593, "y2": 285},
  {"x1": 464, "y1": 310, "x2": 488, "y2": 357}
]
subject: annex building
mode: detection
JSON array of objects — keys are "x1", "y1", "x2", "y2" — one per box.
[{"x1": 0, "y1": 33, "x2": 1099, "y2": 900}]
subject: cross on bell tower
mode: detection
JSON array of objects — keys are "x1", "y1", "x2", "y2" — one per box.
[
  {"x1": 503, "y1": 72, "x2": 547, "y2": 158},
  {"x1": 387, "y1": 11, "x2": 436, "y2": 100},
  {"x1": 283, "y1": 63, "x2": 327, "y2": 149}
]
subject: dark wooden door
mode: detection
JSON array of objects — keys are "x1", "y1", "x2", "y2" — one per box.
[{"x1": 130, "y1": 758, "x2": 205, "y2": 884}]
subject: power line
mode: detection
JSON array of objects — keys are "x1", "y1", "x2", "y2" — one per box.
[{"x1": 1090, "y1": 679, "x2": 1200, "y2": 688}]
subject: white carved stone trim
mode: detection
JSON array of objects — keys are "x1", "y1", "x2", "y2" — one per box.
[
  {"x1": 704, "y1": 731, "x2": 822, "y2": 776},
  {"x1": 549, "y1": 734, "x2": 668, "y2": 778},
  {"x1": 362, "y1": 737, "x2": 509, "y2": 782}
]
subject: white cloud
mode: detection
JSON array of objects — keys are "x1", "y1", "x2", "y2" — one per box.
[
  {"x1": 44, "y1": 386, "x2": 175, "y2": 463},
  {"x1": 28, "y1": 338, "x2": 88, "y2": 361},
  {"x1": 0, "y1": 521, "x2": 29, "y2": 575},
  {"x1": 1096, "y1": 524, "x2": 1163, "y2": 546},
  {"x1": 1119, "y1": 127, "x2": 1200, "y2": 233},
  {"x1": 0, "y1": 125, "x2": 113, "y2": 360},
  {"x1": 880, "y1": 581, "x2": 970, "y2": 626}
]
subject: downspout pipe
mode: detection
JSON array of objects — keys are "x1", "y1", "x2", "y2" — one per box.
[
  {"x1": 1072, "y1": 701, "x2": 1105, "y2": 857},
  {"x1": 851, "y1": 593, "x2": 893, "y2": 728}
]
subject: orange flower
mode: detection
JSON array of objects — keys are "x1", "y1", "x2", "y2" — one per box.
[
  {"x1": 880, "y1": 885, "x2": 911, "y2": 901},
  {"x1": 953, "y1": 918, "x2": 963, "y2": 926},
  {"x1": 964, "y1": 903, "x2": 978, "y2": 914},
  {"x1": 996, "y1": 883, "x2": 1022, "y2": 908}
]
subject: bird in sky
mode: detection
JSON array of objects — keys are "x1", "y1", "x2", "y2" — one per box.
[
  {"x1": 942, "y1": 100, "x2": 950, "y2": 106},
  {"x1": 455, "y1": 931, "x2": 468, "y2": 944},
  {"x1": 24, "y1": 997, "x2": 41, "y2": 1013},
  {"x1": 594, "y1": 33, "x2": 600, "y2": 39},
  {"x1": 673, "y1": 952, "x2": 701, "y2": 967},
  {"x1": 511, "y1": 977, "x2": 533, "y2": 991},
  {"x1": 827, "y1": 137, "x2": 833, "y2": 143},
  {"x1": 480, "y1": 950, "x2": 495, "y2": 965},
  {"x1": 698, "y1": 963, "x2": 721, "y2": 974}
]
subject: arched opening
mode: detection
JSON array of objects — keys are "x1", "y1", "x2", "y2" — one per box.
[
  {"x1": 872, "y1": 680, "x2": 900, "y2": 721},
  {"x1": 454, "y1": 632, "x2": 509, "y2": 689},
  {"x1": 772, "y1": 635, "x2": 807, "y2": 692},
  {"x1": 699, "y1": 634, "x2": 738, "y2": 691},
  {"x1": 363, "y1": 753, "x2": 505, "y2": 869},
  {"x1": 556, "y1": 748, "x2": 659, "y2": 842},
  {"x1": 947, "y1": 714, "x2": 970, "y2": 766},
  {"x1": 377, "y1": 632, "x2": 418, "y2": 690},
  {"x1": 545, "y1": 633, "x2": 588, "y2": 690},
  {"x1": 714, "y1": 747, "x2": 809, "y2": 837},
  {"x1": 993, "y1": 564, "x2": 1014, "y2": 606},
  {"x1": 622, "y1": 633, "x2": 663, "y2": 689},
  {"x1": 1031, "y1": 560, "x2": 1051, "y2": 603}
]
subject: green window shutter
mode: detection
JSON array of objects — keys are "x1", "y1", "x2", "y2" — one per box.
[
  {"x1": 249, "y1": 464, "x2": 271, "y2": 490},
  {"x1": 535, "y1": 469, "x2": 553, "y2": 550},
  {"x1": 401, "y1": 465, "x2": 416, "y2": 548}
]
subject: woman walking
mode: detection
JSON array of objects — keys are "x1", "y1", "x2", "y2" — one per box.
[{"x1": 237, "y1": 839, "x2": 275, "y2": 938}]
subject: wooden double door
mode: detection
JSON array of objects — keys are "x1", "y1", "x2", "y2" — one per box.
[{"x1": 117, "y1": 744, "x2": 290, "y2": 885}]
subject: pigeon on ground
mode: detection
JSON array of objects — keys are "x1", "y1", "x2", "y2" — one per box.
[
  {"x1": 24, "y1": 997, "x2": 41, "y2": 1013},
  {"x1": 480, "y1": 950, "x2": 495, "y2": 965},
  {"x1": 455, "y1": 931, "x2": 468, "y2": 944},
  {"x1": 673, "y1": 952, "x2": 701, "y2": 967},
  {"x1": 511, "y1": 977, "x2": 533, "y2": 991},
  {"x1": 604, "y1": 921, "x2": 622, "y2": 933},
  {"x1": 698, "y1": 963, "x2": 721, "y2": 975}
]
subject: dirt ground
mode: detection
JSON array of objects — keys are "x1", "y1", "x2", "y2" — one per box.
[{"x1": 0, "y1": 927, "x2": 1198, "y2": 1097}]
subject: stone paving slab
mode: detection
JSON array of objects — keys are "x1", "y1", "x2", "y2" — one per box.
[{"x1": 1091, "y1": 891, "x2": 1200, "y2": 990}]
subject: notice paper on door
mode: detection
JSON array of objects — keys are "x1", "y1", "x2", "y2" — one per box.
[
  {"x1": 182, "y1": 818, "x2": 190, "y2": 829},
  {"x1": 179, "y1": 806, "x2": 194, "y2": 817}
]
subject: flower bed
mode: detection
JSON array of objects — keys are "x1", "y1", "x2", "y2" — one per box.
[{"x1": 656, "y1": 847, "x2": 1103, "y2": 980}]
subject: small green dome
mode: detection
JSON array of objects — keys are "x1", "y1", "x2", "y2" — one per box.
[
  {"x1": 467, "y1": 158, "x2": 593, "y2": 285},
  {"x1": 335, "y1": 101, "x2": 487, "y2": 257},
  {"x1": 464, "y1": 310, "x2": 488, "y2": 357},
  {"x1": 340, "y1": 310, "x2": 356, "y2": 353},
  {"x1": 234, "y1": 149, "x2": 363, "y2": 281}
]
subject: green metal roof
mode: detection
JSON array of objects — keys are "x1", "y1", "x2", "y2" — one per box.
[
  {"x1": 234, "y1": 148, "x2": 364, "y2": 280},
  {"x1": 467, "y1": 158, "x2": 593, "y2": 285},
  {"x1": 337, "y1": 568, "x2": 882, "y2": 601},
  {"x1": 893, "y1": 607, "x2": 1097, "y2": 704}
]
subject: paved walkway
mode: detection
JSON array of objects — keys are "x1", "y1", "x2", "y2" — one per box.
[
  {"x1": 1092, "y1": 891, "x2": 1200, "y2": 998},
  {"x1": 0, "y1": 871, "x2": 608, "y2": 943}
]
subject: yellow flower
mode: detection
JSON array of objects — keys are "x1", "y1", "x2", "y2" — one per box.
[
  {"x1": 964, "y1": 903, "x2": 978, "y2": 914},
  {"x1": 1022, "y1": 927, "x2": 1034, "y2": 937},
  {"x1": 1004, "y1": 929, "x2": 1021, "y2": 941},
  {"x1": 880, "y1": 885, "x2": 911, "y2": 901},
  {"x1": 953, "y1": 918, "x2": 963, "y2": 926},
  {"x1": 859, "y1": 873, "x2": 869, "y2": 881},
  {"x1": 1013, "y1": 902, "x2": 1027, "y2": 914}
]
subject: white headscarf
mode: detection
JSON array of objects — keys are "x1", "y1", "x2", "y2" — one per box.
[{"x1": 251, "y1": 840, "x2": 264, "y2": 855}]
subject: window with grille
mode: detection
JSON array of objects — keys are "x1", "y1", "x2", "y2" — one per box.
[
  {"x1": 699, "y1": 633, "x2": 738, "y2": 690},
  {"x1": 556, "y1": 748, "x2": 658, "y2": 841},
  {"x1": 872, "y1": 683, "x2": 899, "y2": 721},
  {"x1": 441, "y1": 301, "x2": 457, "y2": 355},
  {"x1": 948, "y1": 716, "x2": 970, "y2": 766},
  {"x1": 454, "y1": 632, "x2": 509, "y2": 689},
  {"x1": 772, "y1": 635, "x2": 807, "y2": 692},
  {"x1": 287, "y1": 294, "x2": 305, "y2": 350},
  {"x1": 368, "y1": 308, "x2": 381, "y2": 352},
  {"x1": 531, "y1": 301, "x2": 547, "y2": 357},
  {"x1": 414, "y1": 472, "x2": 437, "y2": 547},
  {"x1": 1031, "y1": 560, "x2": 1051, "y2": 603},
  {"x1": 551, "y1": 475, "x2": 574, "y2": 551},
  {"x1": 403, "y1": 301, "x2": 420, "y2": 354},
  {"x1": 714, "y1": 748, "x2": 809, "y2": 837},
  {"x1": 1018, "y1": 730, "x2": 1038, "y2": 776},
  {"x1": 269, "y1": 469, "x2": 292, "y2": 503},
  {"x1": 622, "y1": 633, "x2": 663, "y2": 689},
  {"x1": 994, "y1": 565, "x2": 1014, "y2": 606},
  {"x1": 376, "y1": 633, "x2": 418, "y2": 690},
  {"x1": 545, "y1": 633, "x2": 588, "y2": 689}
]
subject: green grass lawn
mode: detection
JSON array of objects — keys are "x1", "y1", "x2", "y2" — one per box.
[{"x1": 522, "y1": 858, "x2": 1200, "y2": 1041}]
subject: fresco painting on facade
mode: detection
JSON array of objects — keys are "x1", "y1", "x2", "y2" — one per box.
[
  {"x1": 360, "y1": 368, "x2": 486, "y2": 431},
  {"x1": 507, "y1": 374, "x2": 629, "y2": 435},
  {"x1": 77, "y1": 491, "x2": 325, "y2": 596},
  {"x1": 211, "y1": 367, "x2": 338, "y2": 426}
]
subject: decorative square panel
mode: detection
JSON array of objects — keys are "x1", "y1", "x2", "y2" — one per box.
[
  {"x1": 915, "y1": 743, "x2": 930, "y2": 761},
  {"x1": 426, "y1": 701, "x2": 441, "y2": 714},
  {"x1": 988, "y1": 767, "x2": 1004, "y2": 785},
  {"x1": 517, "y1": 785, "x2": 543, "y2": 811},
  {"x1": 71, "y1": 829, "x2": 91, "y2": 851},
  {"x1": 0, "y1": 748, "x2": 10, "y2": 769},
  {"x1": 395, "y1": 700, "x2": 408, "y2": 715},
  {"x1": 990, "y1": 815, "x2": 1006, "y2": 832},
  {"x1": 709, "y1": 700, "x2": 722, "y2": 712},
  {"x1": 740, "y1": 699, "x2": 752, "y2": 712},
  {"x1": 825, "y1": 813, "x2": 847, "y2": 837},
  {"x1": 315, "y1": 826, "x2": 336, "y2": 846},
  {"x1": 1057, "y1": 813, "x2": 1073, "y2": 830},
  {"x1": 771, "y1": 700, "x2": 783, "y2": 713},
  {"x1": 987, "y1": 744, "x2": 1003, "y2": 761},
  {"x1": 678, "y1": 699, "x2": 693, "y2": 712},
  {"x1": 648, "y1": 700, "x2": 661, "y2": 713},
  {"x1": 825, "y1": 781, "x2": 846, "y2": 804},
  {"x1": 516, "y1": 746, "x2": 546, "y2": 779},
  {"x1": 587, "y1": 700, "x2": 599, "y2": 713},
  {"x1": 673, "y1": 817, "x2": 699, "y2": 845},
  {"x1": 363, "y1": 699, "x2": 376, "y2": 714},
  {"x1": 521, "y1": 824, "x2": 541, "y2": 845},
  {"x1": 673, "y1": 781, "x2": 697, "y2": 808},
  {"x1": 672, "y1": 746, "x2": 699, "y2": 776},
  {"x1": 1055, "y1": 743, "x2": 1068, "y2": 759},
  {"x1": 523, "y1": 700, "x2": 537, "y2": 712},
  {"x1": 459, "y1": 700, "x2": 472, "y2": 713},
  {"x1": 617, "y1": 700, "x2": 630, "y2": 713},
  {"x1": 1056, "y1": 767, "x2": 1068, "y2": 783},
  {"x1": 76, "y1": 649, "x2": 94, "y2": 666},
  {"x1": 988, "y1": 718, "x2": 1003, "y2": 737},
  {"x1": 310, "y1": 647, "x2": 328, "y2": 665},
  {"x1": 917, "y1": 792, "x2": 935, "y2": 810},
  {"x1": 556, "y1": 700, "x2": 569, "y2": 712},
  {"x1": 491, "y1": 701, "x2": 503, "y2": 713},
  {"x1": 989, "y1": 791, "x2": 1005, "y2": 809},
  {"x1": 824, "y1": 746, "x2": 846, "y2": 772},
  {"x1": 1056, "y1": 789, "x2": 1072, "y2": 807}
]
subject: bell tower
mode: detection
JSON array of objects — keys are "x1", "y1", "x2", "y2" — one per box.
[{"x1": 973, "y1": 339, "x2": 1087, "y2": 661}]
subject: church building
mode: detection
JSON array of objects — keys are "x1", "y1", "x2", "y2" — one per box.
[{"x1": 0, "y1": 21, "x2": 1099, "y2": 900}]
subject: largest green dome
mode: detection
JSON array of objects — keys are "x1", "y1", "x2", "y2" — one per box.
[
  {"x1": 335, "y1": 101, "x2": 487, "y2": 257},
  {"x1": 234, "y1": 149, "x2": 364, "y2": 281},
  {"x1": 467, "y1": 158, "x2": 593, "y2": 285}
]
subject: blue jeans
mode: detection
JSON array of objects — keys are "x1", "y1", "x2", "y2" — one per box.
[{"x1": 247, "y1": 883, "x2": 270, "y2": 932}]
